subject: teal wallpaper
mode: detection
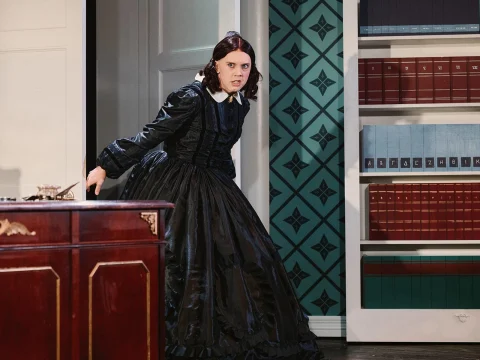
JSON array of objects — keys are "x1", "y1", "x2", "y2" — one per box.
[{"x1": 269, "y1": 0, "x2": 345, "y2": 316}]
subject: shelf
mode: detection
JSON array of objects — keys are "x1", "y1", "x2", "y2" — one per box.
[
  {"x1": 360, "y1": 171, "x2": 480, "y2": 183},
  {"x1": 361, "y1": 240, "x2": 480, "y2": 245},
  {"x1": 360, "y1": 171, "x2": 480, "y2": 177},
  {"x1": 359, "y1": 34, "x2": 480, "y2": 48},
  {"x1": 345, "y1": 0, "x2": 480, "y2": 342},
  {"x1": 359, "y1": 103, "x2": 480, "y2": 115},
  {"x1": 346, "y1": 309, "x2": 480, "y2": 342}
]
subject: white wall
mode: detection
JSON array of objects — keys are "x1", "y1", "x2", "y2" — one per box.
[{"x1": 0, "y1": 0, "x2": 85, "y2": 199}]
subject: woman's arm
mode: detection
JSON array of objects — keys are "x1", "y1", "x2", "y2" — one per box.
[{"x1": 96, "y1": 86, "x2": 200, "y2": 179}]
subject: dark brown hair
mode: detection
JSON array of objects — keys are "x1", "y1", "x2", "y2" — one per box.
[{"x1": 199, "y1": 31, "x2": 262, "y2": 100}]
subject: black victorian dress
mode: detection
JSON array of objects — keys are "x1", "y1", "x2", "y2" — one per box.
[{"x1": 96, "y1": 80, "x2": 324, "y2": 360}]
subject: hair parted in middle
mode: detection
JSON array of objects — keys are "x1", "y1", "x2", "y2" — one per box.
[{"x1": 199, "y1": 31, "x2": 262, "y2": 100}]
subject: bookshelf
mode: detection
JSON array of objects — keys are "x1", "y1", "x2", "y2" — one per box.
[
  {"x1": 359, "y1": 34, "x2": 480, "y2": 48},
  {"x1": 360, "y1": 240, "x2": 480, "y2": 245},
  {"x1": 344, "y1": 0, "x2": 480, "y2": 343},
  {"x1": 360, "y1": 171, "x2": 480, "y2": 178},
  {"x1": 360, "y1": 103, "x2": 480, "y2": 114}
]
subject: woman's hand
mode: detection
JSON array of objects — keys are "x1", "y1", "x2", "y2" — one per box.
[{"x1": 86, "y1": 166, "x2": 107, "y2": 195}]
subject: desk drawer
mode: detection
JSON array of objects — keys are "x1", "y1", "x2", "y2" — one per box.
[
  {"x1": 78, "y1": 210, "x2": 160, "y2": 243},
  {"x1": 0, "y1": 211, "x2": 71, "y2": 246}
]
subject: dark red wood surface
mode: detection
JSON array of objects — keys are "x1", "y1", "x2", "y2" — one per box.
[
  {"x1": 0, "y1": 200, "x2": 174, "y2": 212},
  {"x1": 79, "y1": 245, "x2": 160, "y2": 360},
  {"x1": 79, "y1": 210, "x2": 158, "y2": 242},
  {"x1": 0, "y1": 249, "x2": 71, "y2": 360},
  {"x1": 0, "y1": 211, "x2": 70, "y2": 246},
  {"x1": 0, "y1": 201, "x2": 168, "y2": 360}
]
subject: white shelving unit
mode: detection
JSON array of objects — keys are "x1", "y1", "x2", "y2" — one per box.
[
  {"x1": 344, "y1": 0, "x2": 480, "y2": 343},
  {"x1": 359, "y1": 34, "x2": 480, "y2": 47},
  {"x1": 361, "y1": 240, "x2": 480, "y2": 245},
  {"x1": 360, "y1": 103, "x2": 480, "y2": 114},
  {"x1": 361, "y1": 171, "x2": 480, "y2": 178}
]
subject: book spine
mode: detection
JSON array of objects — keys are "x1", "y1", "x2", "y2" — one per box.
[
  {"x1": 433, "y1": 57, "x2": 452, "y2": 103},
  {"x1": 447, "y1": 124, "x2": 460, "y2": 172},
  {"x1": 428, "y1": 183, "x2": 438, "y2": 240},
  {"x1": 400, "y1": 58, "x2": 417, "y2": 104},
  {"x1": 362, "y1": 125, "x2": 376, "y2": 172},
  {"x1": 435, "y1": 124, "x2": 448, "y2": 172},
  {"x1": 451, "y1": 57, "x2": 468, "y2": 103},
  {"x1": 366, "y1": 59, "x2": 383, "y2": 104},
  {"x1": 383, "y1": 58, "x2": 400, "y2": 104},
  {"x1": 454, "y1": 183, "x2": 465, "y2": 239},
  {"x1": 445, "y1": 183, "x2": 456, "y2": 240},
  {"x1": 403, "y1": 184, "x2": 414, "y2": 240},
  {"x1": 467, "y1": 56, "x2": 480, "y2": 103},
  {"x1": 411, "y1": 184, "x2": 422, "y2": 239},
  {"x1": 416, "y1": 57, "x2": 434, "y2": 103},
  {"x1": 387, "y1": 125, "x2": 400, "y2": 172},
  {"x1": 460, "y1": 124, "x2": 473, "y2": 171},
  {"x1": 437, "y1": 183, "x2": 448, "y2": 240},
  {"x1": 386, "y1": 184, "x2": 397, "y2": 240},
  {"x1": 369, "y1": 184, "x2": 379, "y2": 240},
  {"x1": 411, "y1": 125, "x2": 424, "y2": 171},
  {"x1": 377, "y1": 184, "x2": 388, "y2": 239},
  {"x1": 359, "y1": 59, "x2": 367, "y2": 105},
  {"x1": 423, "y1": 124, "x2": 436, "y2": 170},
  {"x1": 420, "y1": 183, "x2": 431, "y2": 240},
  {"x1": 472, "y1": 183, "x2": 480, "y2": 239},
  {"x1": 399, "y1": 125, "x2": 412, "y2": 172},
  {"x1": 394, "y1": 184, "x2": 405, "y2": 240},
  {"x1": 375, "y1": 125, "x2": 388, "y2": 172},
  {"x1": 464, "y1": 183, "x2": 474, "y2": 240}
]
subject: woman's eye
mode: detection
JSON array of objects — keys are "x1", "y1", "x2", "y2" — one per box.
[
  {"x1": 227, "y1": 63, "x2": 234, "y2": 68},
  {"x1": 242, "y1": 64, "x2": 250, "y2": 69}
]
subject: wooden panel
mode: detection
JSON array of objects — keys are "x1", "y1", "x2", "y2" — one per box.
[
  {"x1": 0, "y1": 249, "x2": 71, "y2": 360},
  {"x1": 79, "y1": 245, "x2": 160, "y2": 360},
  {"x1": 0, "y1": 0, "x2": 66, "y2": 31},
  {"x1": 163, "y1": 0, "x2": 218, "y2": 52},
  {"x1": 0, "y1": 211, "x2": 70, "y2": 246},
  {"x1": 0, "y1": 49, "x2": 67, "y2": 198},
  {"x1": 79, "y1": 210, "x2": 158, "y2": 242},
  {"x1": 0, "y1": 0, "x2": 85, "y2": 199}
]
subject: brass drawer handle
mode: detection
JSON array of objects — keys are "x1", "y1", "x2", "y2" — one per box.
[
  {"x1": 0, "y1": 219, "x2": 36, "y2": 236},
  {"x1": 140, "y1": 212, "x2": 158, "y2": 235}
]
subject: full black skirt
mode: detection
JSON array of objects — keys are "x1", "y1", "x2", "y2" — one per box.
[{"x1": 121, "y1": 150, "x2": 324, "y2": 360}]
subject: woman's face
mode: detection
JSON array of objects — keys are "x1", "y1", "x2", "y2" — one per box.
[{"x1": 215, "y1": 49, "x2": 251, "y2": 94}]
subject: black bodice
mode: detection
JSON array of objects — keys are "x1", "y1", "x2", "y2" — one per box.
[{"x1": 97, "y1": 81, "x2": 250, "y2": 180}]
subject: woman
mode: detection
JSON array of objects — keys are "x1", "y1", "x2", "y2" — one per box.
[{"x1": 87, "y1": 32, "x2": 324, "y2": 360}]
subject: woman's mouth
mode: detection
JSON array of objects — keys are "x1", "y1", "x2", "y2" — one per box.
[{"x1": 232, "y1": 80, "x2": 241, "y2": 87}]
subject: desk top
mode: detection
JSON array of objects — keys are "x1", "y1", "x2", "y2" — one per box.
[{"x1": 0, "y1": 200, "x2": 175, "y2": 212}]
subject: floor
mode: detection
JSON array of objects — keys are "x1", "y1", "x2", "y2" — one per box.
[{"x1": 319, "y1": 339, "x2": 480, "y2": 360}]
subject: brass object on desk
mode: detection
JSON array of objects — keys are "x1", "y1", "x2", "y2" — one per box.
[
  {"x1": 23, "y1": 182, "x2": 79, "y2": 201},
  {"x1": 37, "y1": 185, "x2": 61, "y2": 198}
]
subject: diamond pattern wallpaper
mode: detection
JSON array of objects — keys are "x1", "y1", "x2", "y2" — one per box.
[{"x1": 269, "y1": 0, "x2": 345, "y2": 316}]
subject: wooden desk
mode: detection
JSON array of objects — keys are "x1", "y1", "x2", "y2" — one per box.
[{"x1": 0, "y1": 201, "x2": 173, "y2": 360}]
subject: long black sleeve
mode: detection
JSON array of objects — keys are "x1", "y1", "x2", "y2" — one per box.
[{"x1": 96, "y1": 86, "x2": 200, "y2": 179}]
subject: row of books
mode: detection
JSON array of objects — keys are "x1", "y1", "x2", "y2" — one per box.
[
  {"x1": 362, "y1": 256, "x2": 480, "y2": 309},
  {"x1": 362, "y1": 124, "x2": 480, "y2": 172},
  {"x1": 358, "y1": 56, "x2": 480, "y2": 105},
  {"x1": 368, "y1": 183, "x2": 480, "y2": 240},
  {"x1": 359, "y1": 0, "x2": 480, "y2": 36}
]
